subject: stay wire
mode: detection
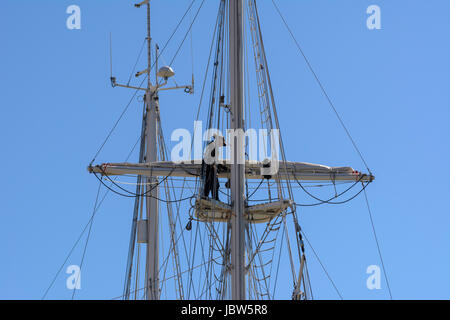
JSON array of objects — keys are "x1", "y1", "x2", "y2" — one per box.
[
  {"x1": 127, "y1": 38, "x2": 148, "y2": 86},
  {"x1": 271, "y1": 0, "x2": 372, "y2": 174},
  {"x1": 42, "y1": 181, "x2": 102, "y2": 300},
  {"x1": 90, "y1": 0, "x2": 198, "y2": 165},
  {"x1": 363, "y1": 188, "x2": 393, "y2": 299},
  {"x1": 301, "y1": 230, "x2": 343, "y2": 300},
  {"x1": 43, "y1": 132, "x2": 143, "y2": 300},
  {"x1": 90, "y1": 87, "x2": 142, "y2": 166},
  {"x1": 169, "y1": 0, "x2": 206, "y2": 67},
  {"x1": 71, "y1": 181, "x2": 102, "y2": 300}
]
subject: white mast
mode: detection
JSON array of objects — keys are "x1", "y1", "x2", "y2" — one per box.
[
  {"x1": 229, "y1": 0, "x2": 246, "y2": 300},
  {"x1": 143, "y1": 1, "x2": 160, "y2": 300},
  {"x1": 105, "y1": 0, "x2": 193, "y2": 300}
]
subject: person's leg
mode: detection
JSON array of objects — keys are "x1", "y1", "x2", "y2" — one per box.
[
  {"x1": 213, "y1": 167, "x2": 220, "y2": 201},
  {"x1": 214, "y1": 179, "x2": 219, "y2": 200},
  {"x1": 203, "y1": 165, "x2": 213, "y2": 197}
]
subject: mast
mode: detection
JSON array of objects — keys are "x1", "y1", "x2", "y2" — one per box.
[
  {"x1": 229, "y1": 0, "x2": 246, "y2": 300},
  {"x1": 86, "y1": 0, "x2": 375, "y2": 301},
  {"x1": 143, "y1": 1, "x2": 160, "y2": 300}
]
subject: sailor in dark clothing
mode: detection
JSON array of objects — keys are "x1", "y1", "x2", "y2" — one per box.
[
  {"x1": 203, "y1": 161, "x2": 219, "y2": 200},
  {"x1": 202, "y1": 134, "x2": 226, "y2": 201}
]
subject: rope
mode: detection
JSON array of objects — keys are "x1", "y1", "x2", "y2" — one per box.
[
  {"x1": 94, "y1": 166, "x2": 173, "y2": 197},
  {"x1": 169, "y1": 0, "x2": 206, "y2": 67},
  {"x1": 301, "y1": 230, "x2": 343, "y2": 300},
  {"x1": 247, "y1": 179, "x2": 264, "y2": 199},
  {"x1": 111, "y1": 256, "x2": 222, "y2": 300},
  {"x1": 71, "y1": 182, "x2": 102, "y2": 300},
  {"x1": 90, "y1": 87, "x2": 142, "y2": 166},
  {"x1": 363, "y1": 188, "x2": 393, "y2": 299},
  {"x1": 43, "y1": 133, "x2": 143, "y2": 299},
  {"x1": 295, "y1": 182, "x2": 370, "y2": 207},
  {"x1": 90, "y1": 0, "x2": 198, "y2": 165},
  {"x1": 127, "y1": 38, "x2": 147, "y2": 86},
  {"x1": 293, "y1": 173, "x2": 371, "y2": 206},
  {"x1": 93, "y1": 167, "x2": 195, "y2": 203},
  {"x1": 42, "y1": 181, "x2": 102, "y2": 300},
  {"x1": 295, "y1": 174, "x2": 365, "y2": 202},
  {"x1": 271, "y1": 0, "x2": 372, "y2": 174}
]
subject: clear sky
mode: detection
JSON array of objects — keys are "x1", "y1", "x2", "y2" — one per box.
[{"x1": 1, "y1": 0, "x2": 449, "y2": 300}]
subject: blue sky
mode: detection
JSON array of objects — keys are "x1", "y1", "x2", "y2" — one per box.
[{"x1": 0, "y1": 0, "x2": 449, "y2": 300}]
